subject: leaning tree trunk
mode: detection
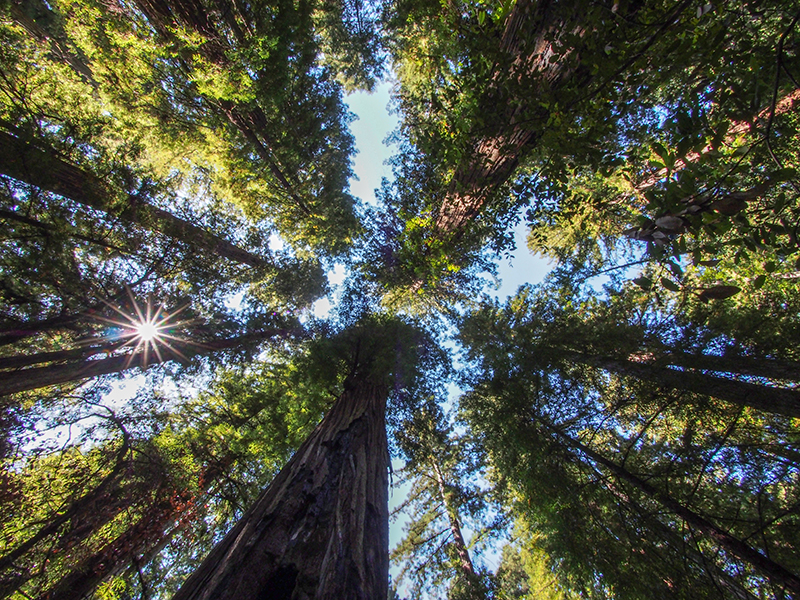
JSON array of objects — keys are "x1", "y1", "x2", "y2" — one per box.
[
  {"x1": 549, "y1": 424, "x2": 800, "y2": 597},
  {"x1": 431, "y1": 461, "x2": 478, "y2": 584},
  {"x1": 129, "y1": 0, "x2": 311, "y2": 215},
  {"x1": 173, "y1": 374, "x2": 390, "y2": 600},
  {"x1": 0, "y1": 130, "x2": 268, "y2": 269},
  {"x1": 652, "y1": 350, "x2": 800, "y2": 384},
  {"x1": 433, "y1": 0, "x2": 587, "y2": 237},
  {"x1": 561, "y1": 350, "x2": 800, "y2": 419},
  {"x1": 0, "y1": 329, "x2": 287, "y2": 396}
]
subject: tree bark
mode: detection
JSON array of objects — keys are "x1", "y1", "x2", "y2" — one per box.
[
  {"x1": 549, "y1": 424, "x2": 800, "y2": 598},
  {"x1": 434, "y1": 0, "x2": 587, "y2": 237},
  {"x1": 172, "y1": 375, "x2": 390, "y2": 600},
  {"x1": 0, "y1": 329, "x2": 286, "y2": 396},
  {"x1": 654, "y1": 351, "x2": 800, "y2": 384},
  {"x1": 431, "y1": 461, "x2": 477, "y2": 581},
  {"x1": 562, "y1": 351, "x2": 800, "y2": 419},
  {"x1": 0, "y1": 130, "x2": 268, "y2": 268}
]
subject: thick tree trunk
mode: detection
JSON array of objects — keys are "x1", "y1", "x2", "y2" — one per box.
[
  {"x1": 563, "y1": 351, "x2": 800, "y2": 419},
  {"x1": 0, "y1": 130, "x2": 268, "y2": 268},
  {"x1": 173, "y1": 375, "x2": 390, "y2": 600},
  {"x1": 0, "y1": 342, "x2": 117, "y2": 370},
  {"x1": 0, "y1": 311, "x2": 87, "y2": 346},
  {"x1": 0, "y1": 329, "x2": 285, "y2": 396},
  {"x1": 434, "y1": 0, "x2": 586, "y2": 236},
  {"x1": 549, "y1": 424, "x2": 800, "y2": 597}
]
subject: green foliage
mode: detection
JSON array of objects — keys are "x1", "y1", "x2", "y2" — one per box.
[{"x1": 2, "y1": 0, "x2": 800, "y2": 598}]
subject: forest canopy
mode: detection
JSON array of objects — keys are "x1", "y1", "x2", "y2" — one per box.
[{"x1": 0, "y1": 0, "x2": 798, "y2": 599}]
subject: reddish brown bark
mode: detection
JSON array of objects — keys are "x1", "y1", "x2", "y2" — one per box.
[
  {"x1": 172, "y1": 375, "x2": 390, "y2": 600},
  {"x1": 635, "y1": 89, "x2": 800, "y2": 191},
  {"x1": 434, "y1": 0, "x2": 586, "y2": 236}
]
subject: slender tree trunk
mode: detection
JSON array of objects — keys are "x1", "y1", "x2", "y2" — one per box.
[
  {"x1": 0, "y1": 329, "x2": 286, "y2": 396},
  {"x1": 562, "y1": 351, "x2": 800, "y2": 419},
  {"x1": 431, "y1": 461, "x2": 477, "y2": 582},
  {"x1": 549, "y1": 424, "x2": 800, "y2": 597},
  {"x1": 0, "y1": 130, "x2": 268, "y2": 268},
  {"x1": 653, "y1": 351, "x2": 800, "y2": 383},
  {"x1": 0, "y1": 437, "x2": 131, "y2": 596},
  {"x1": 173, "y1": 374, "x2": 390, "y2": 600},
  {"x1": 128, "y1": 0, "x2": 311, "y2": 216},
  {"x1": 35, "y1": 496, "x2": 179, "y2": 600},
  {"x1": 592, "y1": 466, "x2": 760, "y2": 600}
]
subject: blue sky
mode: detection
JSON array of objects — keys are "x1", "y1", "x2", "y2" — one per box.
[
  {"x1": 343, "y1": 81, "x2": 551, "y2": 583},
  {"x1": 345, "y1": 83, "x2": 552, "y2": 299}
]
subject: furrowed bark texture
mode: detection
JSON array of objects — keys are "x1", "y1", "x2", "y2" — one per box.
[
  {"x1": 434, "y1": 0, "x2": 587, "y2": 236},
  {"x1": 172, "y1": 376, "x2": 390, "y2": 600},
  {"x1": 0, "y1": 130, "x2": 267, "y2": 268}
]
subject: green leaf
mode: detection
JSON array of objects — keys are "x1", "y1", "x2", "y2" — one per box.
[
  {"x1": 660, "y1": 277, "x2": 680, "y2": 292},
  {"x1": 752, "y1": 275, "x2": 766, "y2": 289}
]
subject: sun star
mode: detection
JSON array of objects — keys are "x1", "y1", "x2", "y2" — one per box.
[
  {"x1": 136, "y1": 321, "x2": 162, "y2": 342},
  {"x1": 92, "y1": 289, "x2": 195, "y2": 367}
]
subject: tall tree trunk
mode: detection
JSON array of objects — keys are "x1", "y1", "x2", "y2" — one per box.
[
  {"x1": 653, "y1": 350, "x2": 800, "y2": 383},
  {"x1": 431, "y1": 461, "x2": 478, "y2": 583},
  {"x1": 0, "y1": 436, "x2": 132, "y2": 597},
  {"x1": 0, "y1": 130, "x2": 268, "y2": 269},
  {"x1": 589, "y1": 463, "x2": 760, "y2": 600},
  {"x1": 549, "y1": 423, "x2": 800, "y2": 597},
  {"x1": 434, "y1": 0, "x2": 586, "y2": 237},
  {"x1": 173, "y1": 374, "x2": 390, "y2": 600},
  {"x1": 35, "y1": 495, "x2": 180, "y2": 600},
  {"x1": 0, "y1": 329, "x2": 286, "y2": 396},
  {"x1": 562, "y1": 350, "x2": 800, "y2": 419}
]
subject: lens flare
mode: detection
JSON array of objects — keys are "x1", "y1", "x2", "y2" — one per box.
[{"x1": 91, "y1": 288, "x2": 195, "y2": 369}]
